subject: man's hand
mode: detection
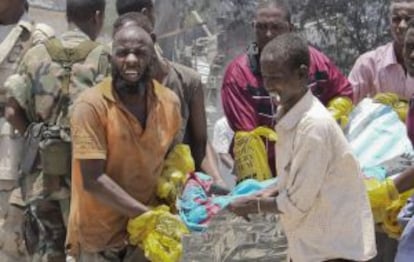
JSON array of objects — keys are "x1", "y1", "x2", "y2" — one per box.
[
  {"x1": 254, "y1": 186, "x2": 279, "y2": 198},
  {"x1": 228, "y1": 196, "x2": 259, "y2": 220}
]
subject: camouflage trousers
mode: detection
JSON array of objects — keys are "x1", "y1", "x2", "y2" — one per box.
[
  {"x1": 0, "y1": 180, "x2": 29, "y2": 262},
  {"x1": 28, "y1": 199, "x2": 68, "y2": 262},
  {"x1": 19, "y1": 169, "x2": 70, "y2": 262}
]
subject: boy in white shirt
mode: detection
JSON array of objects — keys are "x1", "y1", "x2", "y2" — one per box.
[{"x1": 228, "y1": 33, "x2": 376, "y2": 262}]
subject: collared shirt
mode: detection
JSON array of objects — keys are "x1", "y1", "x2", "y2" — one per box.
[
  {"x1": 275, "y1": 90, "x2": 376, "y2": 262},
  {"x1": 212, "y1": 117, "x2": 234, "y2": 154},
  {"x1": 66, "y1": 78, "x2": 181, "y2": 255},
  {"x1": 221, "y1": 45, "x2": 353, "y2": 177},
  {"x1": 349, "y1": 42, "x2": 414, "y2": 104}
]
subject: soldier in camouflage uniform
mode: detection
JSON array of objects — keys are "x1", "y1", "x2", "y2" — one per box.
[
  {"x1": 0, "y1": 1, "x2": 54, "y2": 261},
  {"x1": 5, "y1": 0, "x2": 110, "y2": 261}
]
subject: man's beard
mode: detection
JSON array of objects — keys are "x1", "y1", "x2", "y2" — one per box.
[{"x1": 112, "y1": 66, "x2": 151, "y2": 95}]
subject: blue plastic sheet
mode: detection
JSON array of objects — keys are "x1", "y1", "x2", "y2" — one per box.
[{"x1": 178, "y1": 172, "x2": 277, "y2": 232}]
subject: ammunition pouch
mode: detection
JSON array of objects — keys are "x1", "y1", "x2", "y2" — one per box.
[
  {"x1": 21, "y1": 123, "x2": 71, "y2": 176},
  {"x1": 39, "y1": 125, "x2": 71, "y2": 176}
]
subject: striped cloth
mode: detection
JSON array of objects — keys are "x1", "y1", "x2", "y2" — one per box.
[{"x1": 345, "y1": 98, "x2": 413, "y2": 170}]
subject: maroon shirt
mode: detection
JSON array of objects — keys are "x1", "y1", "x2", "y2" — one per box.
[{"x1": 221, "y1": 44, "x2": 353, "y2": 177}]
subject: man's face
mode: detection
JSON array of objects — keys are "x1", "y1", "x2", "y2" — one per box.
[
  {"x1": 404, "y1": 28, "x2": 414, "y2": 76},
  {"x1": 390, "y1": 2, "x2": 414, "y2": 46},
  {"x1": 254, "y1": 6, "x2": 291, "y2": 51},
  {"x1": 112, "y1": 26, "x2": 153, "y2": 86},
  {"x1": 261, "y1": 57, "x2": 306, "y2": 106}
]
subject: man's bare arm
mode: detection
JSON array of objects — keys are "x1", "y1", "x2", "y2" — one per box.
[
  {"x1": 394, "y1": 167, "x2": 414, "y2": 194},
  {"x1": 80, "y1": 159, "x2": 149, "y2": 218},
  {"x1": 201, "y1": 142, "x2": 228, "y2": 188},
  {"x1": 219, "y1": 153, "x2": 234, "y2": 170},
  {"x1": 188, "y1": 81, "x2": 207, "y2": 171}
]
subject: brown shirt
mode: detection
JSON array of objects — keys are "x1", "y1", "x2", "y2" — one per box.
[
  {"x1": 66, "y1": 78, "x2": 181, "y2": 255},
  {"x1": 163, "y1": 62, "x2": 203, "y2": 143}
]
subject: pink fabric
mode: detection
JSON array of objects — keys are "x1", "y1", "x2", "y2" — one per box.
[{"x1": 349, "y1": 42, "x2": 414, "y2": 104}]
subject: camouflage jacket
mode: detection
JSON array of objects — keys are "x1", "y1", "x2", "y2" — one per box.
[
  {"x1": 6, "y1": 29, "x2": 111, "y2": 126},
  {"x1": 0, "y1": 13, "x2": 54, "y2": 105},
  {"x1": 5, "y1": 29, "x2": 110, "y2": 203},
  {"x1": 0, "y1": 15, "x2": 53, "y2": 183}
]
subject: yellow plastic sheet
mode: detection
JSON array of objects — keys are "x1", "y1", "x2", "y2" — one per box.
[
  {"x1": 233, "y1": 127, "x2": 277, "y2": 181},
  {"x1": 156, "y1": 144, "x2": 195, "y2": 208},
  {"x1": 374, "y1": 93, "x2": 400, "y2": 106},
  {"x1": 365, "y1": 178, "x2": 399, "y2": 214},
  {"x1": 365, "y1": 177, "x2": 414, "y2": 238},
  {"x1": 393, "y1": 101, "x2": 408, "y2": 122},
  {"x1": 382, "y1": 189, "x2": 414, "y2": 239},
  {"x1": 127, "y1": 205, "x2": 189, "y2": 262},
  {"x1": 374, "y1": 92, "x2": 408, "y2": 122},
  {"x1": 327, "y1": 96, "x2": 353, "y2": 129}
]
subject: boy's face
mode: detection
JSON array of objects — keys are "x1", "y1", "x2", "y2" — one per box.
[
  {"x1": 261, "y1": 58, "x2": 307, "y2": 106},
  {"x1": 404, "y1": 27, "x2": 414, "y2": 76}
]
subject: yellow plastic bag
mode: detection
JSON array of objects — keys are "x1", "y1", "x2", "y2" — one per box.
[
  {"x1": 374, "y1": 92, "x2": 408, "y2": 122},
  {"x1": 382, "y1": 189, "x2": 414, "y2": 239},
  {"x1": 382, "y1": 199, "x2": 404, "y2": 239},
  {"x1": 393, "y1": 101, "x2": 408, "y2": 122},
  {"x1": 156, "y1": 144, "x2": 195, "y2": 208},
  {"x1": 164, "y1": 144, "x2": 195, "y2": 173},
  {"x1": 364, "y1": 178, "x2": 399, "y2": 223},
  {"x1": 327, "y1": 96, "x2": 353, "y2": 129},
  {"x1": 365, "y1": 178, "x2": 399, "y2": 210},
  {"x1": 127, "y1": 205, "x2": 189, "y2": 262},
  {"x1": 233, "y1": 127, "x2": 277, "y2": 182},
  {"x1": 374, "y1": 93, "x2": 400, "y2": 106},
  {"x1": 365, "y1": 177, "x2": 414, "y2": 238}
]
